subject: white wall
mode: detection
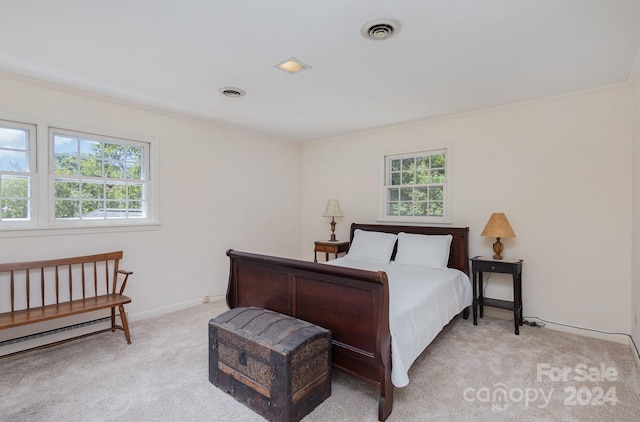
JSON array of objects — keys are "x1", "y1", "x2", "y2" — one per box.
[
  {"x1": 0, "y1": 72, "x2": 301, "y2": 320},
  {"x1": 632, "y1": 66, "x2": 640, "y2": 347},
  {"x1": 301, "y1": 85, "x2": 633, "y2": 336},
  {"x1": 2, "y1": 69, "x2": 636, "y2": 347}
]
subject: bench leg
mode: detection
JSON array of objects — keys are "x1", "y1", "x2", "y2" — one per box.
[
  {"x1": 119, "y1": 304, "x2": 132, "y2": 344},
  {"x1": 111, "y1": 308, "x2": 116, "y2": 332}
]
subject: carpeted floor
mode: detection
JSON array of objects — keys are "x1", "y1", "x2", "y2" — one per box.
[{"x1": 1, "y1": 300, "x2": 639, "y2": 421}]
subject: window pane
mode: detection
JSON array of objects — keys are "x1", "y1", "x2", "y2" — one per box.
[
  {"x1": 106, "y1": 183, "x2": 127, "y2": 199},
  {"x1": 390, "y1": 159, "x2": 401, "y2": 172},
  {"x1": 126, "y1": 145, "x2": 142, "y2": 163},
  {"x1": 416, "y1": 170, "x2": 429, "y2": 184},
  {"x1": 81, "y1": 182, "x2": 104, "y2": 199},
  {"x1": 105, "y1": 160, "x2": 124, "y2": 179},
  {"x1": 54, "y1": 180, "x2": 80, "y2": 199},
  {"x1": 126, "y1": 162, "x2": 141, "y2": 179},
  {"x1": 106, "y1": 200, "x2": 126, "y2": 210},
  {"x1": 387, "y1": 202, "x2": 397, "y2": 216},
  {"x1": 104, "y1": 143, "x2": 125, "y2": 160},
  {"x1": 401, "y1": 158, "x2": 414, "y2": 170},
  {"x1": 79, "y1": 157, "x2": 102, "y2": 177},
  {"x1": 1, "y1": 199, "x2": 28, "y2": 219},
  {"x1": 0, "y1": 127, "x2": 27, "y2": 149},
  {"x1": 54, "y1": 135, "x2": 78, "y2": 154},
  {"x1": 391, "y1": 172, "x2": 401, "y2": 185},
  {"x1": 429, "y1": 186, "x2": 444, "y2": 200},
  {"x1": 1, "y1": 175, "x2": 29, "y2": 197},
  {"x1": 431, "y1": 154, "x2": 445, "y2": 168},
  {"x1": 401, "y1": 171, "x2": 414, "y2": 184},
  {"x1": 413, "y1": 202, "x2": 428, "y2": 216},
  {"x1": 54, "y1": 155, "x2": 79, "y2": 175},
  {"x1": 0, "y1": 150, "x2": 27, "y2": 172},
  {"x1": 400, "y1": 187, "x2": 412, "y2": 201},
  {"x1": 388, "y1": 188, "x2": 399, "y2": 201},
  {"x1": 82, "y1": 200, "x2": 102, "y2": 217},
  {"x1": 55, "y1": 199, "x2": 80, "y2": 218},
  {"x1": 431, "y1": 168, "x2": 446, "y2": 182},
  {"x1": 129, "y1": 184, "x2": 143, "y2": 200},
  {"x1": 428, "y1": 202, "x2": 444, "y2": 216},
  {"x1": 80, "y1": 139, "x2": 102, "y2": 158},
  {"x1": 416, "y1": 156, "x2": 429, "y2": 168},
  {"x1": 399, "y1": 202, "x2": 412, "y2": 216},
  {"x1": 414, "y1": 187, "x2": 427, "y2": 201}
]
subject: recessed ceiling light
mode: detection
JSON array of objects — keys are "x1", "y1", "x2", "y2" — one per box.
[
  {"x1": 276, "y1": 58, "x2": 310, "y2": 74},
  {"x1": 361, "y1": 18, "x2": 401, "y2": 41},
  {"x1": 219, "y1": 87, "x2": 246, "y2": 97}
]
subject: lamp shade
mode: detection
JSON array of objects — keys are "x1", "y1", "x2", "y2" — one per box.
[
  {"x1": 480, "y1": 213, "x2": 516, "y2": 238},
  {"x1": 322, "y1": 199, "x2": 343, "y2": 218}
]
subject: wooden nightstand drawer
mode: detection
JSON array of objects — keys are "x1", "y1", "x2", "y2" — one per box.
[
  {"x1": 473, "y1": 259, "x2": 516, "y2": 274},
  {"x1": 314, "y1": 241, "x2": 350, "y2": 262},
  {"x1": 315, "y1": 244, "x2": 336, "y2": 253}
]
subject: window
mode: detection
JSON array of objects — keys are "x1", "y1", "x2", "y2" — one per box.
[
  {"x1": 379, "y1": 148, "x2": 451, "y2": 223},
  {"x1": 0, "y1": 113, "x2": 157, "y2": 236},
  {"x1": 0, "y1": 120, "x2": 36, "y2": 225},
  {"x1": 50, "y1": 128, "x2": 149, "y2": 224}
]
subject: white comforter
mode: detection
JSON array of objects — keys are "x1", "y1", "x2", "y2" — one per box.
[{"x1": 326, "y1": 257, "x2": 473, "y2": 387}]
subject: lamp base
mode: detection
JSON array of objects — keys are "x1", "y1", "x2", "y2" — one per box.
[
  {"x1": 329, "y1": 217, "x2": 337, "y2": 242},
  {"x1": 492, "y1": 237, "x2": 504, "y2": 260}
]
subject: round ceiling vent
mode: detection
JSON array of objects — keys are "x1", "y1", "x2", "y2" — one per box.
[
  {"x1": 219, "y1": 87, "x2": 246, "y2": 98},
  {"x1": 361, "y1": 18, "x2": 401, "y2": 41}
]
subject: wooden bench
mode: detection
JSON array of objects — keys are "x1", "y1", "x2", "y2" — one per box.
[{"x1": 0, "y1": 251, "x2": 133, "y2": 354}]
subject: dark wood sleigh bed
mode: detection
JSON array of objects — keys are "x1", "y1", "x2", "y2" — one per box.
[{"x1": 226, "y1": 223, "x2": 470, "y2": 421}]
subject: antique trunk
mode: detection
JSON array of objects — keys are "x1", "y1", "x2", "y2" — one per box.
[{"x1": 209, "y1": 307, "x2": 331, "y2": 422}]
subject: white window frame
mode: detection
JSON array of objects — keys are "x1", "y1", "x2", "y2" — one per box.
[
  {"x1": 0, "y1": 119, "x2": 37, "y2": 228},
  {"x1": 0, "y1": 112, "x2": 159, "y2": 238},
  {"x1": 378, "y1": 147, "x2": 453, "y2": 224}
]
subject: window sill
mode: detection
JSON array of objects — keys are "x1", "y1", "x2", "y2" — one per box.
[{"x1": 0, "y1": 222, "x2": 161, "y2": 238}]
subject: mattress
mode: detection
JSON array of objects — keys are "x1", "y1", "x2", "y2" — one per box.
[{"x1": 327, "y1": 257, "x2": 472, "y2": 387}]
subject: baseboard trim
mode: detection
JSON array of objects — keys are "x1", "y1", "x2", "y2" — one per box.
[{"x1": 128, "y1": 293, "x2": 226, "y2": 322}]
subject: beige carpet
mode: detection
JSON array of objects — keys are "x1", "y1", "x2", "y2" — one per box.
[{"x1": 1, "y1": 300, "x2": 639, "y2": 421}]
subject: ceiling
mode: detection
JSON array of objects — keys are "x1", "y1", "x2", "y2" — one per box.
[{"x1": 2, "y1": 1, "x2": 640, "y2": 142}]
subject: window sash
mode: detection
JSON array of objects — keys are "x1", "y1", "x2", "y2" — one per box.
[
  {"x1": 49, "y1": 128, "x2": 151, "y2": 224},
  {"x1": 0, "y1": 120, "x2": 36, "y2": 224}
]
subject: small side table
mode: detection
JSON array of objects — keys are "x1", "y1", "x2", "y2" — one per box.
[
  {"x1": 471, "y1": 256, "x2": 524, "y2": 335},
  {"x1": 314, "y1": 241, "x2": 350, "y2": 262}
]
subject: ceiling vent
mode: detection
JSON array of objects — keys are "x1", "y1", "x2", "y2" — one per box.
[
  {"x1": 219, "y1": 87, "x2": 246, "y2": 97},
  {"x1": 362, "y1": 19, "x2": 401, "y2": 41}
]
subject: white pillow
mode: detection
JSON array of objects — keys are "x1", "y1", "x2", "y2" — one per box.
[
  {"x1": 394, "y1": 232, "x2": 453, "y2": 269},
  {"x1": 347, "y1": 229, "x2": 398, "y2": 264}
]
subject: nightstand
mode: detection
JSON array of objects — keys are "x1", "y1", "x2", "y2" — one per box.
[
  {"x1": 314, "y1": 241, "x2": 350, "y2": 262},
  {"x1": 471, "y1": 256, "x2": 524, "y2": 335}
]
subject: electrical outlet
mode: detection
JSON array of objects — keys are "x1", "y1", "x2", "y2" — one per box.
[{"x1": 202, "y1": 296, "x2": 210, "y2": 303}]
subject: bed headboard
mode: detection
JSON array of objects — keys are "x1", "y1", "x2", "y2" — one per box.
[{"x1": 349, "y1": 223, "x2": 470, "y2": 275}]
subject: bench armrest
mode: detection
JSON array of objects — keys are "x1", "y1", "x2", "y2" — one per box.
[{"x1": 117, "y1": 269, "x2": 133, "y2": 295}]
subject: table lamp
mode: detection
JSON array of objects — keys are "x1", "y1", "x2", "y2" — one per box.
[
  {"x1": 480, "y1": 213, "x2": 516, "y2": 260},
  {"x1": 322, "y1": 199, "x2": 343, "y2": 241}
]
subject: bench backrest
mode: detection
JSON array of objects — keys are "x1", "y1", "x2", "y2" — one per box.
[{"x1": 0, "y1": 251, "x2": 124, "y2": 313}]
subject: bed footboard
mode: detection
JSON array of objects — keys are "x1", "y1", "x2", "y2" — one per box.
[{"x1": 226, "y1": 249, "x2": 393, "y2": 421}]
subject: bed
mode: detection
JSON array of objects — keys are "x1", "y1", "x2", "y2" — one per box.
[{"x1": 226, "y1": 223, "x2": 471, "y2": 421}]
